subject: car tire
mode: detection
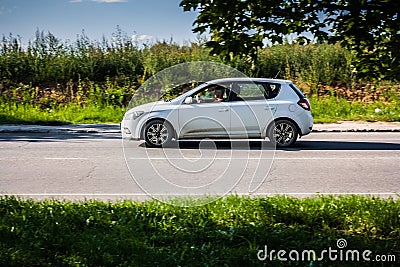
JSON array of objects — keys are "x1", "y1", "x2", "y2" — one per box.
[
  {"x1": 144, "y1": 120, "x2": 174, "y2": 148},
  {"x1": 268, "y1": 119, "x2": 298, "y2": 148}
]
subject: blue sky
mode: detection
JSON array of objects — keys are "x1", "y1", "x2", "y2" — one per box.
[{"x1": 0, "y1": 0, "x2": 199, "y2": 44}]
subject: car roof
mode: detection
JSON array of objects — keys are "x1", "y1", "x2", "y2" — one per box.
[{"x1": 205, "y1": 77, "x2": 292, "y2": 84}]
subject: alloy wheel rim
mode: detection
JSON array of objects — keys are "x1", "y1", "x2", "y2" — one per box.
[
  {"x1": 147, "y1": 123, "x2": 168, "y2": 145},
  {"x1": 274, "y1": 123, "x2": 294, "y2": 145}
]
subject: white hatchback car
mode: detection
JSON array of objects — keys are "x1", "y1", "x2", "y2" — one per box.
[{"x1": 121, "y1": 78, "x2": 313, "y2": 148}]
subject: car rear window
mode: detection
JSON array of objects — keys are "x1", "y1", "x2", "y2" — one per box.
[
  {"x1": 263, "y1": 83, "x2": 281, "y2": 99},
  {"x1": 289, "y1": 83, "x2": 305, "y2": 99}
]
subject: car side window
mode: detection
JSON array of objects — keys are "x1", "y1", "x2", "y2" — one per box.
[
  {"x1": 191, "y1": 84, "x2": 228, "y2": 103},
  {"x1": 226, "y1": 82, "x2": 281, "y2": 101},
  {"x1": 236, "y1": 83, "x2": 265, "y2": 100}
]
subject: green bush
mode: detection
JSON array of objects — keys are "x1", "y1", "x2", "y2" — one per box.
[
  {"x1": 257, "y1": 43, "x2": 355, "y2": 85},
  {"x1": 0, "y1": 29, "x2": 366, "y2": 87}
]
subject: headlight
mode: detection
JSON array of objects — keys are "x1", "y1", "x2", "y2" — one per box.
[{"x1": 125, "y1": 111, "x2": 144, "y2": 120}]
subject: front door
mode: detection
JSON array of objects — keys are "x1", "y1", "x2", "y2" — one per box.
[{"x1": 178, "y1": 85, "x2": 231, "y2": 138}]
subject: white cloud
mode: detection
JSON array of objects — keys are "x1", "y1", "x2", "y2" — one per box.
[
  {"x1": 69, "y1": 0, "x2": 83, "y2": 3},
  {"x1": 132, "y1": 34, "x2": 153, "y2": 42}
]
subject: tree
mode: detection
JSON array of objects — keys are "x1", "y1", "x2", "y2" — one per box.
[
  {"x1": 180, "y1": 0, "x2": 400, "y2": 80},
  {"x1": 324, "y1": 0, "x2": 400, "y2": 80}
]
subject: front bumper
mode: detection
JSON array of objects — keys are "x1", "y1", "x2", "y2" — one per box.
[{"x1": 121, "y1": 119, "x2": 141, "y2": 140}]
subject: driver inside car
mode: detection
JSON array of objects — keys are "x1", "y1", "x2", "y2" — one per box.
[{"x1": 214, "y1": 88, "x2": 224, "y2": 102}]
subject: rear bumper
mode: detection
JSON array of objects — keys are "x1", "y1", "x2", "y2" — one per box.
[{"x1": 298, "y1": 112, "x2": 313, "y2": 136}]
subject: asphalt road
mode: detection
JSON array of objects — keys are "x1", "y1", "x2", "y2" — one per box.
[{"x1": 1, "y1": 131, "x2": 399, "y2": 201}]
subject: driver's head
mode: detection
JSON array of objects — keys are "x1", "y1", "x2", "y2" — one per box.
[{"x1": 215, "y1": 88, "x2": 223, "y2": 98}]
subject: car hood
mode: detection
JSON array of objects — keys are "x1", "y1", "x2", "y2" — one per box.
[{"x1": 126, "y1": 101, "x2": 173, "y2": 113}]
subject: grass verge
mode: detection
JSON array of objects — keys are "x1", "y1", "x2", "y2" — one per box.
[
  {"x1": 310, "y1": 97, "x2": 400, "y2": 123},
  {"x1": 0, "y1": 102, "x2": 126, "y2": 125},
  {"x1": 0, "y1": 195, "x2": 399, "y2": 266},
  {"x1": 1, "y1": 98, "x2": 400, "y2": 125}
]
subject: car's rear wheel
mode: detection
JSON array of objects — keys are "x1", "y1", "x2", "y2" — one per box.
[
  {"x1": 144, "y1": 120, "x2": 173, "y2": 148},
  {"x1": 269, "y1": 120, "x2": 298, "y2": 148}
]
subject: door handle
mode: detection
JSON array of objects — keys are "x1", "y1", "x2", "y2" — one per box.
[
  {"x1": 264, "y1": 106, "x2": 275, "y2": 110},
  {"x1": 218, "y1": 108, "x2": 229, "y2": 112}
]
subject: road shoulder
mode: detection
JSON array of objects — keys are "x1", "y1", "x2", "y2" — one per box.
[{"x1": 1, "y1": 121, "x2": 400, "y2": 134}]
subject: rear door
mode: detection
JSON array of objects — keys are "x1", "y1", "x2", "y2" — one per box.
[{"x1": 229, "y1": 82, "x2": 279, "y2": 138}]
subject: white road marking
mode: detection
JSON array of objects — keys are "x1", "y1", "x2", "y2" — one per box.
[
  {"x1": 45, "y1": 157, "x2": 89, "y2": 160},
  {"x1": 0, "y1": 156, "x2": 397, "y2": 161},
  {"x1": 128, "y1": 157, "x2": 397, "y2": 160}
]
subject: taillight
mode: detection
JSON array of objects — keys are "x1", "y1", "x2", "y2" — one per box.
[{"x1": 297, "y1": 98, "x2": 311, "y2": 111}]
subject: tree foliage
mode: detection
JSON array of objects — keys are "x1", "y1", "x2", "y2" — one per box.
[{"x1": 180, "y1": 0, "x2": 400, "y2": 80}]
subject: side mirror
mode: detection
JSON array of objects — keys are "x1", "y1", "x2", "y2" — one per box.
[{"x1": 184, "y1": 97, "x2": 193, "y2": 104}]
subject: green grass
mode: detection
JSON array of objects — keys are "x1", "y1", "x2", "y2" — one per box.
[
  {"x1": 0, "y1": 102, "x2": 126, "y2": 125},
  {"x1": 0, "y1": 195, "x2": 399, "y2": 266},
  {"x1": 310, "y1": 97, "x2": 400, "y2": 123},
  {"x1": 1, "y1": 81, "x2": 399, "y2": 125},
  {"x1": 1, "y1": 97, "x2": 399, "y2": 125}
]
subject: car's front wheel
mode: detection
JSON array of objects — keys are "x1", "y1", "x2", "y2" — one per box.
[
  {"x1": 144, "y1": 120, "x2": 174, "y2": 148},
  {"x1": 268, "y1": 120, "x2": 298, "y2": 148}
]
